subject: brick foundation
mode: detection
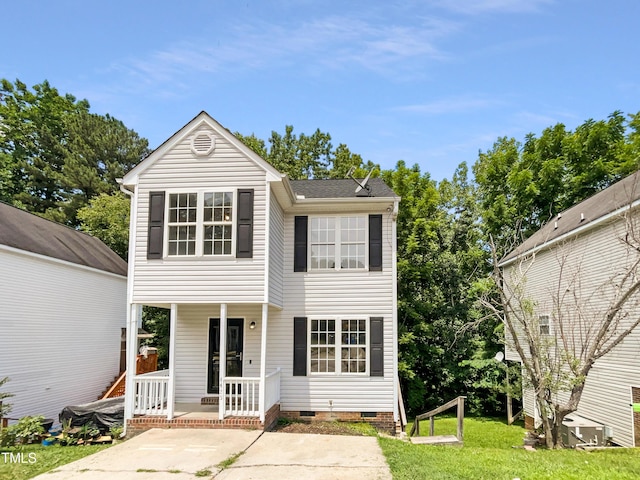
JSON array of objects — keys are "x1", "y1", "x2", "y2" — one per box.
[
  {"x1": 279, "y1": 410, "x2": 397, "y2": 435},
  {"x1": 127, "y1": 403, "x2": 281, "y2": 436}
]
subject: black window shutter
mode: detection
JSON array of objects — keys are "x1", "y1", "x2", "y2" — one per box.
[
  {"x1": 370, "y1": 317, "x2": 384, "y2": 377},
  {"x1": 369, "y1": 214, "x2": 382, "y2": 271},
  {"x1": 147, "y1": 191, "x2": 165, "y2": 259},
  {"x1": 294, "y1": 216, "x2": 308, "y2": 272},
  {"x1": 293, "y1": 317, "x2": 307, "y2": 376},
  {"x1": 236, "y1": 189, "x2": 254, "y2": 258}
]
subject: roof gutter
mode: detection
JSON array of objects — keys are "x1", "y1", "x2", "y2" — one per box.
[{"x1": 499, "y1": 198, "x2": 640, "y2": 268}]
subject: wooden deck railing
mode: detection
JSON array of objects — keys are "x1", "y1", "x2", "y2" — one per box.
[
  {"x1": 102, "y1": 353, "x2": 158, "y2": 400},
  {"x1": 410, "y1": 396, "x2": 467, "y2": 441}
]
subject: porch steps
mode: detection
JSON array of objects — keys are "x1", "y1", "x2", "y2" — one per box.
[{"x1": 410, "y1": 434, "x2": 462, "y2": 446}]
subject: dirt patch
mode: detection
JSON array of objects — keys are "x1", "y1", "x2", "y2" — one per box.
[{"x1": 273, "y1": 420, "x2": 371, "y2": 436}]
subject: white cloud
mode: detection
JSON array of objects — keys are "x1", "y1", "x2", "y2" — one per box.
[
  {"x1": 111, "y1": 14, "x2": 459, "y2": 93},
  {"x1": 395, "y1": 95, "x2": 501, "y2": 115},
  {"x1": 430, "y1": 0, "x2": 553, "y2": 15}
]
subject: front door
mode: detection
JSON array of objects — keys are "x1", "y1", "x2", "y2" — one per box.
[{"x1": 207, "y1": 318, "x2": 244, "y2": 394}]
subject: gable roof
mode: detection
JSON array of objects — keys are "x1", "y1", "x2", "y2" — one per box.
[
  {"x1": 290, "y1": 178, "x2": 397, "y2": 199},
  {"x1": 121, "y1": 111, "x2": 284, "y2": 187},
  {"x1": 0, "y1": 202, "x2": 128, "y2": 276},
  {"x1": 500, "y1": 171, "x2": 640, "y2": 266}
]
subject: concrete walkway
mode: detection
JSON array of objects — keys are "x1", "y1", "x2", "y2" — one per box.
[{"x1": 33, "y1": 428, "x2": 392, "y2": 480}]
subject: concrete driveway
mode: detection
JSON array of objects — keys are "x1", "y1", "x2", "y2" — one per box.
[{"x1": 33, "y1": 428, "x2": 392, "y2": 480}]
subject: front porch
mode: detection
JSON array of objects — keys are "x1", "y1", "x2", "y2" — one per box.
[{"x1": 124, "y1": 302, "x2": 282, "y2": 433}]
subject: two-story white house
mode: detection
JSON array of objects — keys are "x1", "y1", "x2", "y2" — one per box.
[{"x1": 119, "y1": 112, "x2": 400, "y2": 435}]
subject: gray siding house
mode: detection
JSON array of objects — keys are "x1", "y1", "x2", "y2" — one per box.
[
  {"x1": 119, "y1": 112, "x2": 400, "y2": 434},
  {"x1": 0, "y1": 202, "x2": 127, "y2": 423},
  {"x1": 500, "y1": 172, "x2": 640, "y2": 447}
]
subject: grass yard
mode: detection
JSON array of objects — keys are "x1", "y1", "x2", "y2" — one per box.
[
  {"x1": 0, "y1": 443, "x2": 111, "y2": 480},
  {"x1": 379, "y1": 417, "x2": 640, "y2": 480}
]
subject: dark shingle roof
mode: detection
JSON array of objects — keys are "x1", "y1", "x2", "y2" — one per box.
[
  {"x1": 0, "y1": 202, "x2": 128, "y2": 276},
  {"x1": 501, "y1": 171, "x2": 640, "y2": 264},
  {"x1": 290, "y1": 178, "x2": 397, "y2": 199}
]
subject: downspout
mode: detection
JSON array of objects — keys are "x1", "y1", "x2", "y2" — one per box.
[
  {"x1": 391, "y1": 200, "x2": 400, "y2": 426},
  {"x1": 118, "y1": 180, "x2": 137, "y2": 436}
]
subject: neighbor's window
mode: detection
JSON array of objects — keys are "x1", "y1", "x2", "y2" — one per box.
[
  {"x1": 539, "y1": 314, "x2": 550, "y2": 335},
  {"x1": 310, "y1": 319, "x2": 335, "y2": 373},
  {"x1": 310, "y1": 216, "x2": 366, "y2": 270},
  {"x1": 168, "y1": 193, "x2": 197, "y2": 256},
  {"x1": 167, "y1": 191, "x2": 234, "y2": 256}
]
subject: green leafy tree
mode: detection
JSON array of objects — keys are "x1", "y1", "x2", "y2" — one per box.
[
  {"x1": 77, "y1": 192, "x2": 131, "y2": 260},
  {"x1": 474, "y1": 112, "x2": 640, "y2": 255},
  {"x1": 0, "y1": 79, "x2": 148, "y2": 225}
]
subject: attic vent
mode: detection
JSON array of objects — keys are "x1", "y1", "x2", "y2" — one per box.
[{"x1": 191, "y1": 132, "x2": 215, "y2": 156}]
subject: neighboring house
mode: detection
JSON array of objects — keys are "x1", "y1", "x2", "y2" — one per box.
[
  {"x1": 499, "y1": 172, "x2": 640, "y2": 447},
  {"x1": 119, "y1": 111, "x2": 400, "y2": 434},
  {"x1": 0, "y1": 202, "x2": 127, "y2": 423}
]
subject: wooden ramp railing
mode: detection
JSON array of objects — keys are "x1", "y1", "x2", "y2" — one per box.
[{"x1": 409, "y1": 396, "x2": 467, "y2": 444}]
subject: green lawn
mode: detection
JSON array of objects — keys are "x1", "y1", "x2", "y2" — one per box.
[
  {"x1": 379, "y1": 417, "x2": 640, "y2": 480},
  {"x1": 0, "y1": 444, "x2": 111, "y2": 480}
]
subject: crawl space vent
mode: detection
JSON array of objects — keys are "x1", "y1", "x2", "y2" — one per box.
[{"x1": 191, "y1": 132, "x2": 215, "y2": 156}]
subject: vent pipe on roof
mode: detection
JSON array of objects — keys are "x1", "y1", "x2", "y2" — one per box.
[
  {"x1": 554, "y1": 221, "x2": 558, "y2": 229},
  {"x1": 580, "y1": 213, "x2": 585, "y2": 222}
]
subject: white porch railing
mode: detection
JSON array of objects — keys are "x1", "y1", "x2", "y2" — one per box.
[
  {"x1": 223, "y1": 377, "x2": 260, "y2": 417},
  {"x1": 264, "y1": 368, "x2": 281, "y2": 413},
  {"x1": 221, "y1": 369, "x2": 281, "y2": 419},
  {"x1": 133, "y1": 369, "x2": 169, "y2": 416}
]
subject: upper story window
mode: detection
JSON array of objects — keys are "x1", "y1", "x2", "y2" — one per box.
[
  {"x1": 167, "y1": 191, "x2": 234, "y2": 257},
  {"x1": 146, "y1": 189, "x2": 254, "y2": 260},
  {"x1": 538, "y1": 314, "x2": 550, "y2": 335},
  {"x1": 204, "y1": 192, "x2": 233, "y2": 255},
  {"x1": 310, "y1": 216, "x2": 366, "y2": 270}
]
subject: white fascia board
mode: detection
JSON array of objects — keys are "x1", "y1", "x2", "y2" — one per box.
[
  {"x1": 499, "y1": 200, "x2": 640, "y2": 268},
  {"x1": 0, "y1": 243, "x2": 127, "y2": 280}
]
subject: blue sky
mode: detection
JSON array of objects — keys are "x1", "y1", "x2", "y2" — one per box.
[{"x1": 2, "y1": 0, "x2": 639, "y2": 181}]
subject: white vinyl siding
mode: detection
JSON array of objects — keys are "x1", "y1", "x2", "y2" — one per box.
[
  {"x1": 505, "y1": 216, "x2": 640, "y2": 447},
  {"x1": 266, "y1": 208, "x2": 396, "y2": 413},
  {"x1": 131, "y1": 124, "x2": 267, "y2": 304},
  {"x1": 0, "y1": 248, "x2": 125, "y2": 423},
  {"x1": 268, "y1": 191, "x2": 285, "y2": 307},
  {"x1": 173, "y1": 304, "x2": 263, "y2": 403}
]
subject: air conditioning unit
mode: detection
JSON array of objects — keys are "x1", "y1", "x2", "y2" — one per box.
[{"x1": 561, "y1": 413, "x2": 611, "y2": 447}]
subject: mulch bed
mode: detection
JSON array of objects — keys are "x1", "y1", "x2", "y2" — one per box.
[{"x1": 273, "y1": 421, "x2": 367, "y2": 436}]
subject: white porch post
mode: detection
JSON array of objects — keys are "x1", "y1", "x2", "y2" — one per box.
[
  {"x1": 124, "y1": 304, "x2": 140, "y2": 425},
  {"x1": 218, "y1": 303, "x2": 227, "y2": 419},
  {"x1": 259, "y1": 303, "x2": 268, "y2": 422},
  {"x1": 166, "y1": 304, "x2": 177, "y2": 420}
]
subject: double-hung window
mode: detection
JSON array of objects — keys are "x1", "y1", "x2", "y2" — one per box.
[
  {"x1": 538, "y1": 314, "x2": 550, "y2": 335},
  {"x1": 310, "y1": 216, "x2": 366, "y2": 270},
  {"x1": 168, "y1": 193, "x2": 197, "y2": 256},
  {"x1": 309, "y1": 318, "x2": 367, "y2": 374},
  {"x1": 166, "y1": 191, "x2": 234, "y2": 256},
  {"x1": 203, "y1": 192, "x2": 233, "y2": 255}
]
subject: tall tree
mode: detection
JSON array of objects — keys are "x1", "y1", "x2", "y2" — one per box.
[
  {"x1": 0, "y1": 79, "x2": 148, "y2": 225},
  {"x1": 0, "y1": 79, "x2": 89, "y2": 220},
  {"x1": 473, "y1": 112, "x2": 640, "y2": 255},
  {"x1": 77, "y1": 192, "x2": 131, "y2": 260}
]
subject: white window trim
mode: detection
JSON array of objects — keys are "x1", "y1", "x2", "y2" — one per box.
[
  {"x1": 538, "y1": 314, "x2": 551, "y2": 336},
  {"x1": 308, "y1": 215, "x2": 368, "y2": 271},
  {"x1": 164, "y1": 189, "x2": 237, "y2": 258},
  {"x1": 307, "y1": 316, "x2": 369, "y2": 376}
]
